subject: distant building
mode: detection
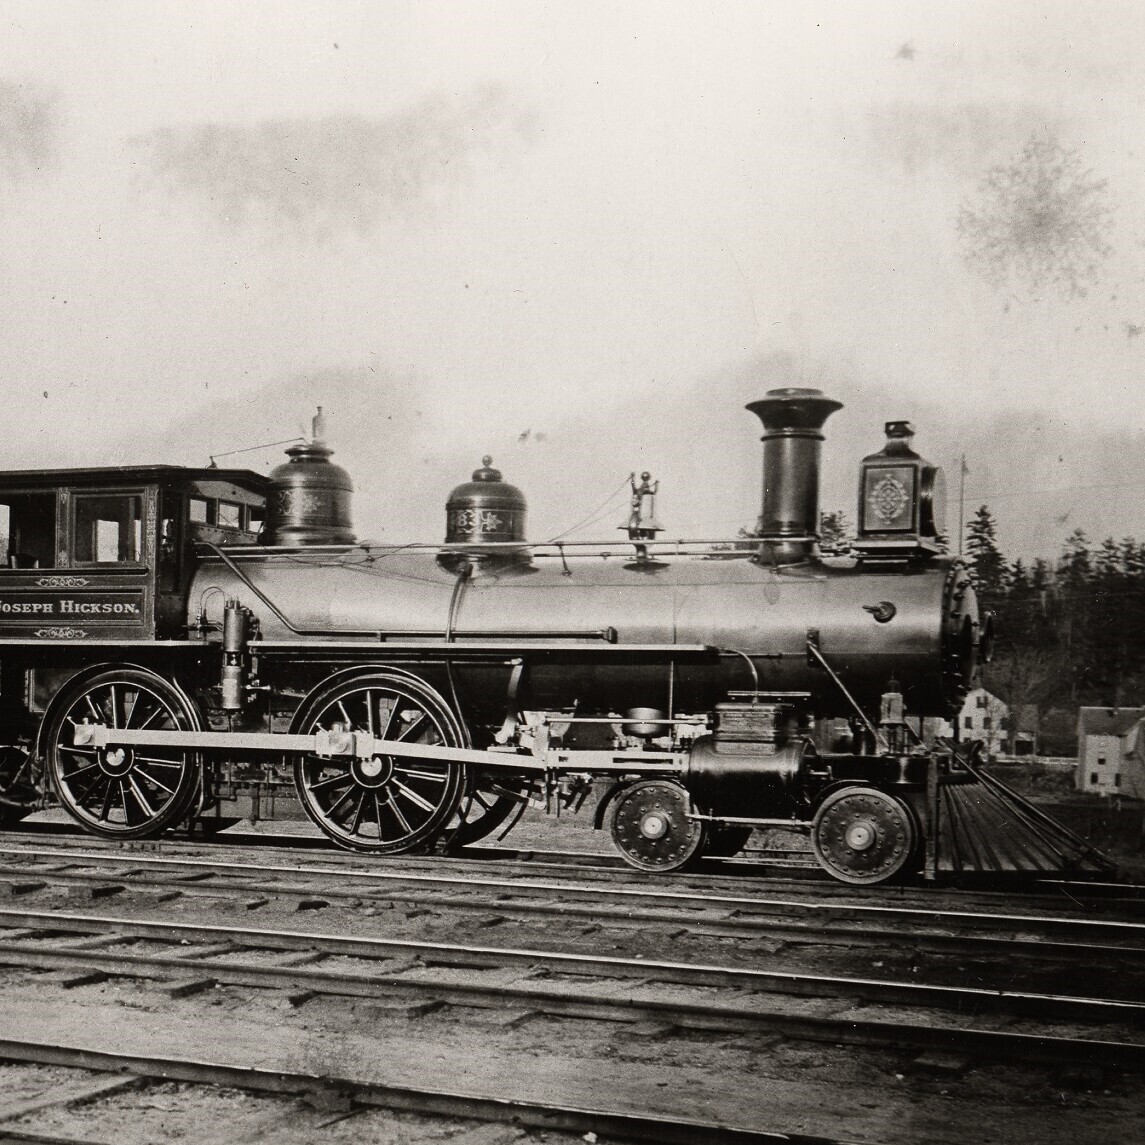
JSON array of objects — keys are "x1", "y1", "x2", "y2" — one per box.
[
  {"x1": 957, "y1": 687, "x2": 1010, "y2": 755},
  {"x1": 1076, "y1": 707, "x2": 1145, "y2": 797},
  {"x1": 1010, "y1": 704, "x2": 1040, "y2": 756}
]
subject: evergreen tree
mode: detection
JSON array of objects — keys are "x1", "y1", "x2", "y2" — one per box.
[
  {"x1": 1056, "y1": 530, "x2": 1093, "y2": 703},
  {"x1": 965, "y1": 505, "x2": 1007, "y2": 604},
  {"x1": 818, "y1": 510, "x2": 853, "y2": 554}
]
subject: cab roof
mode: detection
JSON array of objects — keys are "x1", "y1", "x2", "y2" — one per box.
[{"x1": 0, "y1": 465, "x2": 270, "y2": 494}]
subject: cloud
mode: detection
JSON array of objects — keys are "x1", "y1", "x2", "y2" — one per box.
[
  {"x1": 133, "y1": 85, "x2": 535, "y2": 240},
  {"x1": 0, "y1": 79, "x2": 62, "y2": 183}
]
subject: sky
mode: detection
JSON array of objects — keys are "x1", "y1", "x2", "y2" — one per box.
[{"x1": 2, "y1": 1, "x2": 1145, "y2": 560}]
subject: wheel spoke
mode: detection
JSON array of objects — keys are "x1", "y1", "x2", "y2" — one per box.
[
  {"x1": 393, "y1": 765, "x2": 449, "y2": 784},
  {"x1": 325, "y1": 784, "x2": 357, "y2": 818},
  {"x1": 126, "y1": 776, "x2": 157, "y2": 818},
  {"x1": 109, "y1": 686, "x2": 121, "y2": 730},
  {"x1": 392, "y1": 779, "x2": 436, "y2": 815},
  {"x1": 134, "y1": 755, "x2": 186, "y2": 769},
  {"x1": 387, "y1": 791, "x2": 413, "y2": 836},
  {"x1": 61, "y1": 738, "x2": 97, "y2": 757},
  {"x1": 84, "y1": 695, "x2": 103, "y2": 724},
  {"x1": 62, "y1": 762, "x2": 101, "y2": 781},
  {"x1": 307, "y1": 771, "x2": 353, "y2": 792},
  {"x1": 396, "y1": 712, "x2": 428, "y2": 742},
  {"x1": 378, "y1": 697, "x2": 399, "y2": 739},
  {"x1": 133, "y1": 765, "x2": 176, "y2": 796},
  {"x1": 74, "y1": 773, "x2": 109, "y2": 807},
  {"x1": 348, "y1": 791, "x2": 367, "y2": 835},
  {"x1": 135, "y1": 702, "x2": 165, "y2": 732},
  {"x1": 97, "y1": 781, "x2": 115, "y2": 821}
]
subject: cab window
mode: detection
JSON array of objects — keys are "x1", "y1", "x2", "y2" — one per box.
[
  {"x1": 73, "y1": 494, "x2": 143, "y2": 564},
  {"x1": 0, "y1": 494, "x2": 58, "y2": 568}
]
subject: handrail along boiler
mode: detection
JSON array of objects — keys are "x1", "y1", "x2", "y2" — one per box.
[{"x1": 0, "y1": 390, "x2": 1102, "y2": 882}]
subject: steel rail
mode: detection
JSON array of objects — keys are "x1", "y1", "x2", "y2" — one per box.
[
  {"x1": 3, "y1": 827, "x2": 1141, "y2": 910},
  {"x1": 0, "y1": 916, "x2": 1142, "y2": 1071},
  {"x1": 3, "y1": 844, "x2": 1142, "y2": 944},
  {"x1": 1, "y1": 856, "x2": 1143, "y2": 965},
  {"x1": 0, "y1": 1038, "x2": 858, "y2": 1145},
  {"x1": 0, "y1": 908, "x2": 1143, "y2": 1031}
]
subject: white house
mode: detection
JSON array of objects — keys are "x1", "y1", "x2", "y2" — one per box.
[
  {"x1": 957, "y1": 687, "x2": 1010, "y2": 755},
  {"x1": 1077, "y1": 707, "x2": 1145, "y2": 797}
]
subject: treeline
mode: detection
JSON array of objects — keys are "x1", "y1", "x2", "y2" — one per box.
[{"x1": 966, "y1": 505, "x2": 1145, "y2": 713}]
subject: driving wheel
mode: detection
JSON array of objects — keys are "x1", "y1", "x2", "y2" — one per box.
[
  {"x1": 42, "y1": 667, "x2": 202, "y2": 839},
  {"x1": 449, "y1": 775, "x2": 536, "y2": 847},
  {"x1": 292, "y1": 671, "x2": 467, "y2": 854}
]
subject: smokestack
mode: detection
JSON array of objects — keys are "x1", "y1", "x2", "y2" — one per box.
[{"x1": 745, "y1": 388, "x2": 843, "y2": 564}]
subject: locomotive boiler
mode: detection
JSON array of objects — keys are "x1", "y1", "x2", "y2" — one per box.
[{"x1": 0, "y1": 389, "x2": 1110, "y2": 883}]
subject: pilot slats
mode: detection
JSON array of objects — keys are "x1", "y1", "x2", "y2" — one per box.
[{"x1": 937, "y1": 778, "x2": 1111, "y2": 874}]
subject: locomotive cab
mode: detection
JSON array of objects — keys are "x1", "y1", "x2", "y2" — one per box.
[{"x1": 0, "y1": 466, "x2": 267, "y2": 642}]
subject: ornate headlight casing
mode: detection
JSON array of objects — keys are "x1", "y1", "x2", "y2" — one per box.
[{"x1": 855, "y1": 421, "x2": 945, "y2": 558}]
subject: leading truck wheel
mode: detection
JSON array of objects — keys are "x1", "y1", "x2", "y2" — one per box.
[
  {"x1": 811, "y1": 787, "x2": 918, "y2": 885},
  {"x1": 42, "y1": 667, "x2": 202, "y2": 840},
  {"x1": 609, "y1": 780, "x2": 707, "y2": 873},
  {"x1": 291, "y1": 671, "x2": 467, "y2": 855}
]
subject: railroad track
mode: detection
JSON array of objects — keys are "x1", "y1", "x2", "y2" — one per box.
[
  {"x1": 6, "y1": 822, "x2": 1143, "y2": 910},
  {"x1": 1, "y1": 844, "x2": 1144, "y2": 969},
  {"x1": 0, "y1": 1045, "x2": 865, "y2": 1145},
  {"x1": 0, "y1": 905, "x2": 1141, "y2": 1069},
  {"x1": 0, "y1": 836, "x2": 1141, "y2": 1143}
]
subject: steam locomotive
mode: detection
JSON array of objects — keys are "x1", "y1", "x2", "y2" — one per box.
[{"x1": 0, "y1": 389, "x2": 1108, "y2": 883}]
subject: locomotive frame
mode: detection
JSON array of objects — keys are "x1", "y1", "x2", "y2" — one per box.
[{"x1": 0, "y1": 393, "x2": 1112, "y2": 884}]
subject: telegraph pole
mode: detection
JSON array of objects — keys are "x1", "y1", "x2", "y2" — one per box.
[{"x1": 957, "y1": 454, "x2": 967, "y2": 555}]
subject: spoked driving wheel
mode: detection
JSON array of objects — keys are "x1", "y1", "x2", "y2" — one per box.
[
  {"x1": 42, "y1": 667, "x2": 202, "y2": 839},
  {"x1": 811, "y1": 786, "x2": 918, "y2": 885},
  {"x1": 449, "y1": 775, "x2": 537, "y2": 847},
  {"x1": 609, "y1": 779, "x2": 707, "y2": 872},
  {"x1": 291, "y1": 671, "x2": 467, "y2": 854}
]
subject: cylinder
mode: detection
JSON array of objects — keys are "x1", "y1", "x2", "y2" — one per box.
[
  {"x1": 745, "y1": 388, "x2": 843, "y2": 564},
  {"x1": 682, "y1": 735, "x2": 812, "y2": 816}
]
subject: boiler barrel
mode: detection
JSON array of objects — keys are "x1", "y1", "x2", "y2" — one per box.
[{"x1": 189, "y1": 547, "x2": 975, "y2": 719}]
